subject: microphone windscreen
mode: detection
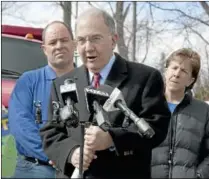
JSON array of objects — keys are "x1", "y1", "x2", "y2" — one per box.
[
  {"x1": 60, "y1": 79, "x2": 78, "y2": 104},
  {"x1": 97, "y1": 84, "x2": 114, "y2": 95},
  {"x1": 85, "y1": 84, "x2": 114, "y2": 113}
]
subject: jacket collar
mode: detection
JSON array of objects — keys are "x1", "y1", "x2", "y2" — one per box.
[
  {"x1": 176, "y1": 92, "x2": 192, "y2": 111},
  {"x1": 45, "y1": 65, "x2": 57, "y2": 80}
]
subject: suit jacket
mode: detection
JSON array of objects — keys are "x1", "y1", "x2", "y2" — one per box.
[{"x1": 40, "y1": 53, "x2": 171, "y2": 178}]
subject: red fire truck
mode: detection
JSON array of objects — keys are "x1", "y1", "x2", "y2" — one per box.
[{"x1": 2, "y1": 25, "x2": 47, "y2": 109}]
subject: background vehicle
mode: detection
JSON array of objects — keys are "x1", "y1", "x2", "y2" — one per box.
[
  {"x1": 2, "y1": 25, "x2": 46, "y2": 177},
  {"x1": 2, "y1": 25, "x2": 47, "y2": 108}
]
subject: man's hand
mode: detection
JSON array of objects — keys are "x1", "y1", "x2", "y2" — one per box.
[
  {"x1": 85, "y1": 125, "x2": 113, "y2": 151},
  {"x1": 49, "y1": 160, "x2": 56, "y2": 168},
  {"x1": 71, "y1": 146, "x2": 97, "y2": 171}
]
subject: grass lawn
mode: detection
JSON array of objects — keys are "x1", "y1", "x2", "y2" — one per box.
[{"x1": 2, "y1": 135, "x2": 17, "y2": 177}]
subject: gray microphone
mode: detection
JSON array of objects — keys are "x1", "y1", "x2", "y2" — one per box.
[{"x1": 103, "y1": 88, "x2": 155, "y2": 139}]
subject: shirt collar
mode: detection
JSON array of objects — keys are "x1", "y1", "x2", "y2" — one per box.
[
  {"x1": 45, "y1": 65, "x2": 57, "y2": 80},
  {"x1": 88, "y1": 55, "x2": 116, "y2": 83}
]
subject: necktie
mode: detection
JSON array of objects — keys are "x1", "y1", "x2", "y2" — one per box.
[{"x1": 93, "y1": 73, "x2": 101, "y2": 88}]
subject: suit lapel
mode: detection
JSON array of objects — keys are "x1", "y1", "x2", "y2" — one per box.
[
  {"x1": 104, "y1": 54, "x2": 130, "y2": 124},
  {"x1": 105, "y1": 53, "x2": 128, "y2": 89}
]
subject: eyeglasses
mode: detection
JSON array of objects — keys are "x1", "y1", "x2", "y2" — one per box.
[{"x1": 76, "y1": 35, "x2": 106, "y2": 45}]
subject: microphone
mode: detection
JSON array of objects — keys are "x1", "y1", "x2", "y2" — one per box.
[
  {"x1": 103, "y1": 88, "x2": 155, "y2": 139},
  {"x1": 59, "y1": 78, "x2": 79, "y2": 127},
  {"x1": 92, "y1": 100, "x2": 111, "y2": 132},
  {"x1": 84, "y1": 85, "x2": 112, "y2": 114},
  {"x1": 60, "y1": 79, "x2": 81, "y2": 178},
  {"x1": 60, "y1": 78, "x2": 78, "y2": 104},
  {"x1": 71, "y1": 85, "x2": 113, "y2": 178}
]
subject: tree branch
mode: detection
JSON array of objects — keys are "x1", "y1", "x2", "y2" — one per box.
[
  {"x1": 199, "y1": 1, "x2": 209, "y2": 17},
  {"x1": 136, "y1": 2, "x2": 146, "y2": 17},
  {"x1": 123, "y1": 2, "x2": 131, "y2": 20},
  {"x1": 108, "y1": 2, "x2": 115, "y2": 17},
  {"x1": 148, "y1": 2, "x2": 209, "y2": 27},
  {"x1": 189, "y1": 26, "x2": 209, "y2": 45},
  {"x1": 204, "y1": 44, "x2": 209, "y2": 77},
  {"x1": 58, "y1": 1, "x2": 64, "y2": 8},
  {"x1": 2, "y1": 2, "x2": 17, "y2": 12},
  {"x1": 88, "y1": 2, "x2": 94, "y2": 7},
  {"x1": 184, "y1": 27, "x2": 193, "y2": 47},
  {"x1": 148, "y1": 2, "x2": 154, "y2": 24},
  {"x1": 141, "y1": 21, "x2": 150, "y2": 63}
]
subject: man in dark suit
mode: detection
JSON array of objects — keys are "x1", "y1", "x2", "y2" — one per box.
[{"x1": 40, "y1": 7, "x2": 171, "y2": 179}]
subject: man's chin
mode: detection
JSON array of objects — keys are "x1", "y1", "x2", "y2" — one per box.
[
  {"x1": 52, "y1": 61, "x2": 71, "y2": 69},
  {"x1": 86, "y1": 64, "x2": 100, "y2": 73}
]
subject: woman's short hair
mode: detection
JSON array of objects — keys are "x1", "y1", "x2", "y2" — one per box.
[{"x1": 165, "y1": 48, "x2": 201, "y2": 89}]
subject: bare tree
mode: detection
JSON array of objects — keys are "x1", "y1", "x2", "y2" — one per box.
[
  {"x1": 108, "y1": 2, "x2": 131, "y2": 60},
  {"x1": 158, "y1": 52, "x2": 166, "y2": 74},
  {"x1": 58, "y1": 2, "x2": 72, "y2": 29},
  {"x1": 132, "y1": 2, "x2": 137, "y2": 62},
  {"x1": 148, "y1": 2, "x2": 209, "y2": 27},
  {"x1": 151, "y1": 3, "x2": 209, "y2": 42},
  {"x1": 75, "y1": 2, "x2": 78, "y2": 32}
]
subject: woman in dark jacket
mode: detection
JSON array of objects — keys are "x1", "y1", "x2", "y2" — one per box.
[{"x1": 151, "y1": 48, "x2": 209, "y2": 178}]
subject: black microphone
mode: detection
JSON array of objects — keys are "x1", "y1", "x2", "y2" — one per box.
[
  {"x1": 103, "y1": 87, "x2": 155, "y2": 139},
  {"x1": 84, "y1": 85, "x2": 112, "y2": 113},
  {"x1": 59, "y1": 78, "x2": 79, "y2": 127},
  {"x1": 84, "y1": 85, "x2": 113, "y2": 130}
]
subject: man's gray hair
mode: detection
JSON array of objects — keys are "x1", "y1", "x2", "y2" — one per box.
[
  {"x1": 76, "y1": 8, "x2": 116, "y2": 34},
  {"x1": 100, "y1": 9, "x2": 116, "y2": 34}
]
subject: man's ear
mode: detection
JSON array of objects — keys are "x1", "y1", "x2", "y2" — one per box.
[
  {"x1": 112, "y1": 33, "x2": 118, "y2": 49},
  {"x1": 41, "y1": 44, "x2": 47, "y2": 56}
]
